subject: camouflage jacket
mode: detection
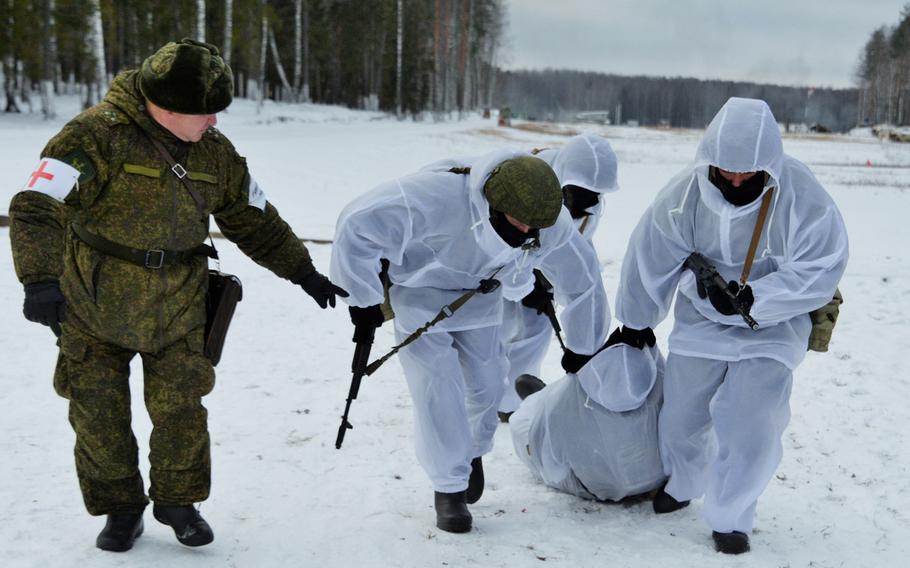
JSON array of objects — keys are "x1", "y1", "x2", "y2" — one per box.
[{"x1": 10, "y1": 70, "x2": 315, "y2": 353}]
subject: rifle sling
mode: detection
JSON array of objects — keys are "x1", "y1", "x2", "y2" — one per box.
[
  {"x1": 740, "y1": 187, "x2": 774, "y2": 286},
  {"x1": 364, "y1": 267, "x2": 503, "y2": 376}
]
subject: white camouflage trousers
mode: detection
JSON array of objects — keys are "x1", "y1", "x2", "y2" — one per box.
[
  {"x1": 660, "y1": 353, "x2": 793, "y2": 533},
  {"x1": 396, "y1": 325, "x2": 508, "y2": 493}
]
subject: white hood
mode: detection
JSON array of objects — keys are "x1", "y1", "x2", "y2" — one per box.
[
  {"x1": 576, "y1": 343, "x2": 659, "y2": 412},
  {"x1": 695, "y1": 97, "x2": 783, "y2": 183},
  {"x1": 549, "y1": 134, "x2": 619, "y2": 194}
]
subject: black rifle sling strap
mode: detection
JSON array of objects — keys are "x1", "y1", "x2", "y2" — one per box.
[
  {"x1": 364, "y1": 267, "x2": 503, "y2": 376},
  {"x1": 739, "y1": 187, "x2": 774, "y2": 287},
  {"x1": 146, "y1": 135, "x2": 219, "y2": 255}
]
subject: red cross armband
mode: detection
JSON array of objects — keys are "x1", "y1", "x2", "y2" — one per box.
[{"x1": 23, "y1": 158, "x2": 80, "y2": 202}]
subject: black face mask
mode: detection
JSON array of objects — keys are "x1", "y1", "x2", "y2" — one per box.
[
  {"x1": 489, "y1": 209, "x2": 540, "y2": 248},
  {"x1": 709, "y1": 167, "x2": 767, "y2": 207},
  {"x1": 563, "y1": 185, "x2": 600, "y2": 219}
]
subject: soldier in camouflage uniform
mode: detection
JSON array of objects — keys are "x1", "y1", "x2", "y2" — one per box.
[{"x1": 9, "y1": 39, "x2": 347, "y2": 552}]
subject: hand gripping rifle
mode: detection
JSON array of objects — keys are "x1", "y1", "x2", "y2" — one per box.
[
  {"x1": 335, "y1": 323, "x2": 375, "y2": 449},
  {"x1": 683, "y1": 252, "x2": 760, "y2": 331},
  {"x1": 335, "y1": 267, "x2": 503, "y2": 449},
  {"x1": 533, "y1": 269, "x2": 566, "y2": 351}
]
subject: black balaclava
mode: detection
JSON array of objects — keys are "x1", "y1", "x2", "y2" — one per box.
[
  {"x1": 562, "y1": 185, "x2": 600, "y2": 219},
  {"x1": 709, "y1": 167, "x2": 767, "y2": 207},
  {"x1": 489, "y1": 208, "x2": 540, "y2": 248}
]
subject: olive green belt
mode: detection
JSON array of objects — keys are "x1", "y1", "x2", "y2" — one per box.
[{"x1": 72, "y1": 223, "x2": 217, "y2": 269}]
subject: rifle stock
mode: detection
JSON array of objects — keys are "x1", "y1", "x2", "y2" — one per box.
[{"x1": 683, "y1": 253, "x2": 759, "y2": 331}]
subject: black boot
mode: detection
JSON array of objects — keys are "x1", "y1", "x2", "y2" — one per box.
[
  {"x1": 652, "y1": 485, "x2": 690, "y2": 514},
  {"x1": 497, "y1": 411, "x2": 513, "y2": 423},
  {"x1": 152, "y1": 504, "x2": 214, "y2": 547},
  {"x1": 515, "y1": 374, "x2": 546, "y2": 400},
  {"x1": 96, "y1": 512, "x2": 144, "y2": 552},
  {"x1": 434, "y1": 491, "x2": 472, "y2": 533},
  {"x1": 466, "y1": 456, "x2": 484, "y2": 504},
  {"x1": 712, "y1": 531, "x2": 750, "y2": 554}
]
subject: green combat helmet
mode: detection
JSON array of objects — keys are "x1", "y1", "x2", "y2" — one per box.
[
  {"x1": 484, "y1": 156, "x2": 563, "y2": 228},
  {"x1": 139, "y1": 38, "x2": 233, "y2": 115}
]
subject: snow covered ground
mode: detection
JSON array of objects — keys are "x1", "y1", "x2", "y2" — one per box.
[{"x1": 1, "y1": 96, "x2": 908, "y2": 567}]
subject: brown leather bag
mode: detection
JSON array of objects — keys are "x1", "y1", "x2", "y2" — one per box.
[{"x1": 204, "y1": 270, "x2": 243, "y2": 365}]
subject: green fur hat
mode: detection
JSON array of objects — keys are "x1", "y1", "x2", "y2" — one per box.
[
  {"x1": 484, "y1": 156, "x2": 563, "y2": 228},
  {"x1": 139, "y1": 38, "x2": 233, "y2": 115}
]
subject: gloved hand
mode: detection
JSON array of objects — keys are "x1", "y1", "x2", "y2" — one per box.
[
  {"x1": 24, "y1": 279, "x2": 67, "y2": 336},
  {"x1": 604, "y1": 326, "x2": 656, "y2": 350},
  {"x1": 520, "y1": 279, "x2": 554, "y2": 314},
  {"x1": 349, "y1": 304, "x2": 385, "y2": 329},
  {"x1": 294, "y1": 270, "x2": 349, "y2": 308},
  {"x1": 478, "y1": 278, "x2": 501, "y2": 294},
  {"x1": 561, "y1": 349, "x2": 594, "y2": 374},
  {"x1": 698, "y1": 279, "x2": 754, "y2": 317}
]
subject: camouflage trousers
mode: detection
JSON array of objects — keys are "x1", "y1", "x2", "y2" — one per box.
[{"x1": 53, "y1": 325, "x2": 215, "y2": 515}]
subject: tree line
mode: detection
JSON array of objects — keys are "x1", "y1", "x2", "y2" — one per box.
[
  {"x1": 495, "y1": 70, "x2": 859, "y2": 132},
  {"x1": 0, "y1": 0, "x2": 505, "y2": 118},
  {"x1": 856, "y1": 3, "x2": 910, "y2": 126}
]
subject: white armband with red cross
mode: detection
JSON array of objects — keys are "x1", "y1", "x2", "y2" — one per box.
[{"x1": 22, "y1": 158, "x2": 80, "y2": 203}]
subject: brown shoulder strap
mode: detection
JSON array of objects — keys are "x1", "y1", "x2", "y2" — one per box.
[
  {"x1": 145, "y1": 133, "x2": 219, "y2": 260},
  {"x1": 146, "y1": 135, "x2": 208, "y2": 221},
  {"x1": 740, "y1": 187, "x2": 774, "y2": 286}
]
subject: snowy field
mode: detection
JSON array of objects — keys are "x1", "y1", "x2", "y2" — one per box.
[{"x1": 1, "y1": 97, "x2": 909, "y2": 567}]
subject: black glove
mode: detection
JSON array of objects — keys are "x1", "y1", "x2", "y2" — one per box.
[
  {"x1": 294, "y1": 270, "x2": 349, "y2": 308},
  {"x1": 561, "y1": 349, "x2": 594, "y2": 374},
  {"x1": 604, "y1": 326, "x2": 656, "y2": 350},
  {"x1": 702, "y1": 280, "x2": 754, "y2": 316},
  {"x1": 478, "y1": 278, "x2": 501, "y2": 294},
  {"x1": 520, "y1": 279, "x2": 554, "y2": 315},
  {"x1": 24, "y1": 280, "x2": 67, "y2": 337},
  {"x1": 349, "y1": 304, "x2": 385, "y2": 329}
]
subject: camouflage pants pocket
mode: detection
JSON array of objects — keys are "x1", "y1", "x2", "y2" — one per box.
[{"x1": 53, "y1": 330, "x2": 89, "y2": 399}]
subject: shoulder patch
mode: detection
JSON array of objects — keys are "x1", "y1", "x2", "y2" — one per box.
[{"x1": 60, "y1": 149, "x2": 97, "y2": 184}]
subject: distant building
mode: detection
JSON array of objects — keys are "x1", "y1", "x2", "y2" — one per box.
[{"x1": 574, "y1": 111, "x2": 611, "y2": 125}]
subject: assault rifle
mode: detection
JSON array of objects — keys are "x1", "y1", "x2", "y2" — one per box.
[
  {"x1": 683, "y1": 252, "x2": 759, "y2": 331},
  {"x1": 335, "y1": 324, "x2": 375, "y2": 449},
  {"x1": 533, "y1": 269, "x2": 566, "y2": 351}
]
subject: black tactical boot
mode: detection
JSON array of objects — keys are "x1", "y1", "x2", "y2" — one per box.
[
  {"x1": 652, "y1": 485, "x2": 690, "y2": 514},
  {"x1": 466, "y1": 456, "x2": 484, "y2": 504},
  {"x1": 497, "y1": 411, "x2": 513, "y2": 423},
  {"x1": 153, "y1": 504, "x2": 214, "y2": 547},
  {"x1": 712, "y1": 531, "x2": 750, "y2": 554},
  {"x1": 434, "y1": 491, "x2": 472, "y2": 533},
  {"x1": 96, "y1": 512, "x2": 144, "y2": 552},
  {"x1": 515, "y1": 374, "x2": 546, "y2": 400}
]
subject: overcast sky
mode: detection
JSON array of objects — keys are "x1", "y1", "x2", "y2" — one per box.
[{"x1": 503, "y1": 0, "x2": 908, "y2": 88}]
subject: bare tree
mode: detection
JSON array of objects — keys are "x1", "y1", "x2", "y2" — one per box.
[
  {"x1": 223, "y1": 0, "x2": 233, "y2": 66},
  {"x1": 268, "y1": 27, "x2": 293, "y2": 100},
  {"x1": 196, "y1": 0, "x2": 206, "y2": 42},
  {"x1": 258, "y1": 8, "x2": 268, "y2": 110},
  {"x1": 40, "y1": 0, "x2": 57, "y2": 120},
  {"x1": 2, "y1": 0, "x2": 20, "y2": 112},
  {"x1": 395, "y1": 0, "x2": 403, "y2": 116},
  {"x1": 84, "y1": 0, "x2": 107, "y2": 108},
  {"x1": 459, "y1": 0, "x2": 474, "y2": 113}
]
